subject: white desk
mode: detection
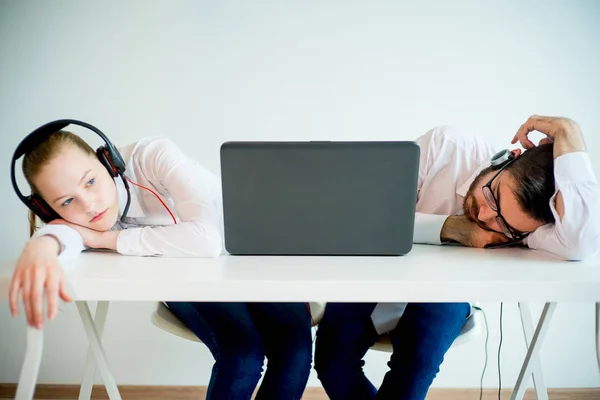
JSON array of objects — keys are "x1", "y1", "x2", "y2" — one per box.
[{"x1": 1, "y1": 245, "x2": 599, "y2": 400}]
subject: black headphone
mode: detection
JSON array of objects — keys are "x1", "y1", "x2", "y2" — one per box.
[
  {"x1": 489, "y1": 149, "x2": 516, "y2": 170},
  {"x1": 11, "y1": 119, "x2": 131, "y2": 223}
]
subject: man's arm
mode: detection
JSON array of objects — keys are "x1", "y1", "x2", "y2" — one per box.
[
  {"x1": 513, "y1": 116, "x2": 600, "y2": 260},
  {"x1": 413, "y1": 212, "x2": 510, "y2": 248}
]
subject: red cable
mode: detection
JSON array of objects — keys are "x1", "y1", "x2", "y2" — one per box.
[{"x1": 126, "y1": 177, "x2": 177, "y2": 225}]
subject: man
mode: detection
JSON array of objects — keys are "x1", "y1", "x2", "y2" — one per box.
[{"x1": 314, "y1": 115, "x2": 600, "y2": 399}]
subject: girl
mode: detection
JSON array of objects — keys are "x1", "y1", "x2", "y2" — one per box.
[{"x1": 9, "y1": 121, "x2": 313, "y2": 399}]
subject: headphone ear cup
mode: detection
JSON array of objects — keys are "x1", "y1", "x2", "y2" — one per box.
[
  {"x1": 29, "y1": 195, "x2": 60, "y2": 223},
  {"x1": 490, "y1": 149, "x2": 516, "y2": 170},
  {"x1": 108, "y1": 148, "x2": 126, "y2": 174},
  {"x1": 97, "y1": 146, "x2": 119, "y2": 178}
]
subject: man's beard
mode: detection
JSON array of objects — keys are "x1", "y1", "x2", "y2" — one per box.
[
  {"x1": 463, "y1": 194, "x2": 477, "y2": 222},
  {"x1": 462, "y1": 166, "x2": 494, "y2": 229}
]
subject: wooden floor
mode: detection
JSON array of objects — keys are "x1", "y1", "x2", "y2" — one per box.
[{"x1": 1, "y1": 385, "x2": 599, "y2": 399}]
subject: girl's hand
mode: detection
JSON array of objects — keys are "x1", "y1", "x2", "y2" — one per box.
[{"x1": 9, "y1": 236, "x2": 72, "y2": 329}]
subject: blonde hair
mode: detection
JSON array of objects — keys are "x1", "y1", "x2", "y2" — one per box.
[{"x1": 22, "y1": 130, "x2": 95, "y2": 236}]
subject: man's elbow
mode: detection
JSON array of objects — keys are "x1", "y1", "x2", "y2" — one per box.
[
  {"x1": 561, "y1": 249, "x2": 596, "y2": 261},
  {"x1": 559, "y1": 237, "x2": 600, "y2": 261}
]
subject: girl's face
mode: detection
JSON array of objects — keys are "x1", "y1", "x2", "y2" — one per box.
[{"x1": 33, "y1": 144, "x2": 119, "y2": 231}]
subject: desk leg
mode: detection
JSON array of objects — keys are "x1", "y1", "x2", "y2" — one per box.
[
  {"x1": 15, "y1": 326, "x2": 44, "y2": 400},
  {"x1": 510, "y1": 302, "x2": 556, "y2": 400},
  {"x1": 76, "y1": 302, "x2": 122, "y2": 400},
  {"x1": 78, "y1": 301, "x2": 110, "y2": 400},
  {"x1": 518, "y1": 303, "x2": 549, "y2": 400},
  {"x1": 596, "y1": 303, "x2": 600, "y2": 372}
]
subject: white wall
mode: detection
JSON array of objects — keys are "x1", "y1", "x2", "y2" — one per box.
[{"x1": 1, "y1": 0, "x2": 599, "y2": 389}]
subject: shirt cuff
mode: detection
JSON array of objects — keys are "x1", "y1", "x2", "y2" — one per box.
[
  {"x1": 554, "y1": 152, "x2": 597, "y2": 187},
  {"x1": 32, "y1": 224, "x2": 86, "y2": 268},
  {"x1": 413, "y1": 213, "x2": 448, "y2": 245}
]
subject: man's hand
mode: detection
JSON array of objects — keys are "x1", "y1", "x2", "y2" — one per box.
[
  {"x1": 441, "y1": 215, "x2": 511, "y2": 248},
  {"x1": 511, "y1": 115, "x2": 586, "y2": 158},
  {"x1": 49, "y1": 220, "x2": 118, "y2": 250}
]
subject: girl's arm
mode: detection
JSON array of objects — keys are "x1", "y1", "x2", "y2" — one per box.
[{"x1": 116, "y1": 138, "x2": 223, "y2": 257}]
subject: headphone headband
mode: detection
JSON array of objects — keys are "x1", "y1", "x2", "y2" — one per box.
[{"x1": 13, "y1": 119, "x2": 118, "y2": 160}]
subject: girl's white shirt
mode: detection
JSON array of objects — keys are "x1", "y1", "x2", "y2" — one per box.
[{"x1": 32, "y1": 137, "x2": 225, "y2": 267}]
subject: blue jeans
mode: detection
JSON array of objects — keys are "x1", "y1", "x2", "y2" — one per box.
[
  {"x1": 314, "y1": 302, "x2": 470, "y2": 400},
  {"x1": 166, "y1": 302, "x2": 312, "y2": 400}
]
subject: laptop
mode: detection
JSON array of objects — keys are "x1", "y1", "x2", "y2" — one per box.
[{"x1": 220, "y1": 141, "x2": 420, "y2": 256}]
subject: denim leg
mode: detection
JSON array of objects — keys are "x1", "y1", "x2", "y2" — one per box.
[
  {"x1": 314, "y1": 302, "x2": 379, "y2": 400},
  {"x1": 376, "y1": 302, "x2": 470, "y2": 400},
  {"x1": 165, "y1": 302, "x2": 264, "y2": 400},
  {"x1": 248, "y1": 302, "x2": 313, "y2": 400}
]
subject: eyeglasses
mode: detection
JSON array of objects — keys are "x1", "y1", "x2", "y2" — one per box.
[{"x1": 481, "y1": 159, "x2": 529, "y2": 241}]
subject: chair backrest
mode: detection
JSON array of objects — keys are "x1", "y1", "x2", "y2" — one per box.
[
  {"x1": 151, "y1": 302, "x2": 201, "y2": 342},
  {"x1": 308, "y1": 302, "x2": 325, "y2": 325}
]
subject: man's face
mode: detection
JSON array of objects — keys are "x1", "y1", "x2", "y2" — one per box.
[{"x1": 463, "y1": 167, "x2": 545, "y2": 237}]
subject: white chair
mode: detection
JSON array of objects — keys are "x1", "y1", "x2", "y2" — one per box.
[
  {"x1": 151, "y1": 301, "x2": 326, "y2": 343},
  {"x1": 370, "y1": 305, "x2": 484, "y2": 352}
]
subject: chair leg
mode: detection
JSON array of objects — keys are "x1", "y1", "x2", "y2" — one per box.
[
  {"x1": 510, "y1": 302, "x2": 556, "y2": 400},
  {"x1": 76, "y1": 301, "x2": 122, "y2": 400},
  {"x1": 78, "y1": 301, "x2": 110, "y2": 400},
  {"x1": 15, "y1": 326, "x2": 44, "y2": 400}
]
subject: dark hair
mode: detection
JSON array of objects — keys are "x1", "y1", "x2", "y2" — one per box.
[{"x1": 506, "y1": 143, "x2": 555, "y2": 224}]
